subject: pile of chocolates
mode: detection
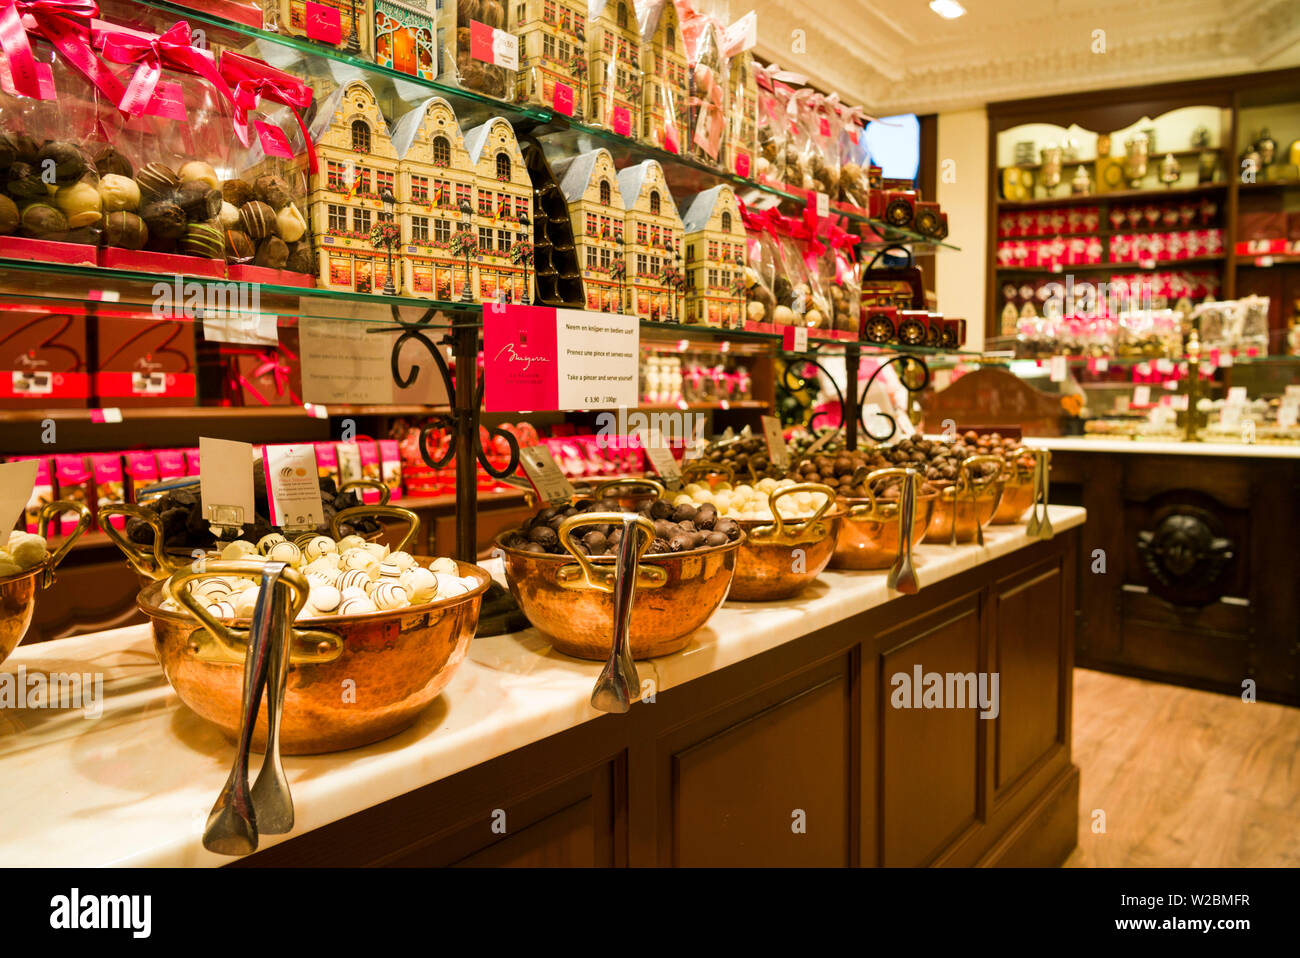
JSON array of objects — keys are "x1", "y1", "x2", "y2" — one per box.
[
  {"x1": 697, "y1": 433, "x2": 781, "y2": 482},
  {"x1": 218, "y1": 172, "x2": 312, "y2": 272},
  {"x1": 877, "y1": 433, "x2": 1009, "y2": 484},
  {"x1": 790, "y1": 449, "x2": 889, "y2": 494},
  {"x1": 454, "y1": 0, "x2": 510, "y2": 98},
  {"x1": 0, "y1": 530, "x2": 49, "y2": 578},
  {"x1": 0, "y1": 136, "x2": 110, "y2": 246},
  {"x1": 502, "y1": 498, "x2": 743, "y2": 557}
]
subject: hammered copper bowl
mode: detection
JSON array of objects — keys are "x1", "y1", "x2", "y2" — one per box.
[
  {"x1": 496, "y1": 531, "x2": 743, "y2": 660},
  {"x1": 138, "y1": 560, "x2": 490, "y2": 755},
  {"x1": 0, "y1": 565, "x2": 42, "y2": 667},
  {"x1": 830, "y1": 490, "x2": 936, "y2": 570},
  {"x1": 991, "y1": 472, "x2": 1035, "y2": 524},
  {"x1": 728, "y1": 483, "x2": 844, "y2": 601},
  {"x1": 923, "y1": 455, "x2": 1006, "y2": 544}
]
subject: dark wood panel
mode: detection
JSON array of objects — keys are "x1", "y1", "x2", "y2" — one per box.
[
  {"x1": 878, "y1": 597, "x2": 982, "y2": 867},
  {"x1": 993, "y1": 562, "x2": 1064, "y2": 794}
]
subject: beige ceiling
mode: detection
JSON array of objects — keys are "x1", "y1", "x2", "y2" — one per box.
[{"x1": 751, "y1": 0, "x2": 1300, "y2": 116}]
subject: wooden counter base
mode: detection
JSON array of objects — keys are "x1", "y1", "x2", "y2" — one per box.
[{"x1": 237, "y1": 530, "x2": 1079, "y2": 868}]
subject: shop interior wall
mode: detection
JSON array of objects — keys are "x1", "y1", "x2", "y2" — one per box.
[{"x1": 936, "y1": 108, "x2": 990, "y2": 349}]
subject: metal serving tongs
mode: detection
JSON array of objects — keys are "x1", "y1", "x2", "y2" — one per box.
[
  {"x1": 888, "y1": 468, "x2": 921, "y2": 595},
  {"x1": 1025, "y1": 448, "x2": 1053, "y2": 540}
]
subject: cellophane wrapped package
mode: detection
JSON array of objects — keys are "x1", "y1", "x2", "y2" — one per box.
[
  {"x1": 677, "y1": 0, "x2": 727, "y2": 167},
  {"x1": 586, "y1": 0, "x2": 641, "y2": 136},
  {"x1": 739, "y1": 204, "x2": 778, "y2": 329},
  {"x1": 439, "y1": 0, "x2": 515, "y2": 100},
  {"x1": 635, "y1": 0, "x2": 686, "y2": 153}
]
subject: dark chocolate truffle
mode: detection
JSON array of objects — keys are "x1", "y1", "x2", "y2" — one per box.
[
  {"x1": 285, "y1": 240, "x2": 314, "y2": 273},
  {"x1": 7, "y1": 161, "x2": 47, "y2": 199},
  {"x1": 91, "y1": 144, "x2": 133, "y2": 178},
  {"x1": 136, "y1": 162, "x2": 180, "y2": 202},
  {"x1": 224, "y1": 228, "x2": 254, "y2": 263},
  {"x1": 20, "y1": 201, "x2": 68, "y2": 239},
  {"x1": 221, "y1": 178, "x2": 254, "y2": 207},
  {"x1": 35, "y1": 141, "x2": 87, "y2": 184},
  {"x1": 141, "y1": 200, "x2": 186, "y2": 240},
  {"x1": 252, "y1": 173, "x2": 291, "y2": 210},
  {"x1": 239, "y1": 200, "x2": 275, "y2": 239},
  {"x1": 105, "y1": 211, "x2": 147, "y2": 249},
  {"x1": 181, "y1": 222, "x2": 224, "y2": 258},
  {"x1": 175, "y1": 181, "x2": 222, "y2": 221},
  {"x1": 254, "y1": 235, "x2": 288, "y2": 269}
]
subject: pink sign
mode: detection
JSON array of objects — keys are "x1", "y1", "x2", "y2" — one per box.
[
  {"x1": 304, "y1": 2, "x2": 343, "y2": 44},
  {"x1": 470, "y1": 20, "x2": 495, "y2": 62},
  {"x1": 255, "y1": 120, "x2": 295, "y2": 159},
  {"x1": 552, "y1": 81, "x2": 574, "y2": 116},
  {"x1": 484, "y1": 305, "x2": 559, "y2": 412},
  {"x1": 612, "y1": 106, "x2": 631, "y2": 136},
  {"x1": 734, "y1": 151, "x2": 751, "y2": 178}
]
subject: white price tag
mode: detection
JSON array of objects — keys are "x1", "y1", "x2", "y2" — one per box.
[
  {"x1": 98, "y1": 407, "x2": 123, "y2": 423},
  {"x1": 1278, "y1": 401, "x2": 1299, "y2": 428},
  {"x1": 1155, "y1": 358, "x2": 1174, "y2": 374},
  {"x1": 1049, "y1": 355, "x2": 1067, "y2": 382},
  {"x1": 263, "y1": 444, "x2": 325, "y2": 531},
  {"x1": 1132, "y1": 386, "x2": 1152, "y2": 407},
  {"x1": 1136, "y1": 362, "x2": 1151, "y2": 377},
  {"x1": 760, "y1": 415, "x2": 789, "y2": 470},
  {"x1": 520, "y1": 445, "x2": 575, "y2": 506},
  {"x1": 783, "y1": 325, "x2": 808, "y2": 352},
  {"x1": 493, "y1": 29, "x2": 519, "y2": 70},
  {"x1": 303, "y1": 403, "x2": 329, "y2": 419},
  {"x1": 1219, "y1": 404, "x2": 1242, "y2": 428},
  {"x1": 721, "y1": 10, "x2": 757, "y2": 54},
  {"x1": 1170, "y1": 394, "x2": 1189, "y2": 411},
  {"x1": 815, "y1": 192, "x2": 829, "y2": 217},
  {"x1": 1285, "y1": 385, "x2": 1300, "y2": 400},
  {"x1": 202, "y1": 312, "x2": 279, "y2": 346},
  {"x1": 1220, "y1": 351, "x2": 1234, "y2": 368},
  {"x1": 639, "y1": 430, "x2": 682, "y2": 489},
  {"x1": 1095, "y1": 358, "x2": 1109, "y2": 372},
  {"x1": 199, "y1": 438, "x2": 256, "y2": 530},
  {"x1": 0, "y1": 459, "x2": 38, "y2": 539}
]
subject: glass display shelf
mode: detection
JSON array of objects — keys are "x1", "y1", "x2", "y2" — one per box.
[
  {"x1": 0, "y1": 403, "x2": 444, "y2": 424},
  {"x1": 858, "y1": 219, "x2": 961, "y2": 252},
  {"x1": 995, "y1": 254, "x2": 1226, "y2": 274},
  {"x1": 996, "y1": 182, "x2": 1229, "y2": 209}
]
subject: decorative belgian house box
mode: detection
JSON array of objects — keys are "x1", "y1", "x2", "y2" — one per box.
[
  {"x1": 726, "y1": 49, "x2": 758, "y2": 179},
  {"x1": 586, "y1": 0, "x2": 641, "y2": 136},
  {"x1": 617, "y1": 159, "x2": 683, "y2": 322},
  {"x1": 555, "y1": 148, "x2": 626, "y2": 313},
  {"x1": 640, "y1": 1, "x2": 687, "y2": 153},
  {"x1": 308, "y1": 80, "x2": 401, "y2": 294},
  {"x1": 679, "y1": 184, "x2": 746, "y2": 328},
  {"x1": 267, "y1": 0, "x2": 372, "y2": 55},
  {"x1": 461, "y1": 117, "x2": 534, "y2": 303},
  {"x1": 372, "y1": 0, "x2": 438, "y2": 79},
  {"x1": 511, "y1": 0, "x2": 589, "y2": 117}
]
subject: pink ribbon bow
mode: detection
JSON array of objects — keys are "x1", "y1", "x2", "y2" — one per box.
[
  {"x1": 1, "y1": 0, "x2": 125, "y2": 102},
  {"x1": 221, "y1": 51, "x2": 317, "y2": 172},
  {"x1": 95, "y1": 20, "x2": 232, "y2": 118}
]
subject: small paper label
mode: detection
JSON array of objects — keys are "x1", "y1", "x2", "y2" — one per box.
[
  {"x1": 1095, "y1": 357, "x2": 1109, "y2": 372},
  {"x1": 140, "y1": 79, "x2": 187, "y2": 121},
  {"x1": 304, "y1": 1, "x2": 344, "y2": 44},
  {"x1": 493, "y1": 29, "x2": 519, "y2": 70},
  {"x1": 520, "y1": 445, "x2": 575, "y2": 505},
  {"x1": 200, "y1": 438, "x2": 256, "y2": 530},
  {"x1": 760, "y1": 415, "x2": 789, "y2": 470},
  {"x1": 639, "y1": 431, "x2": 682, "y2": 489},
  {"x1": 202, "y1": 313, "x2": 280, "y2": 346},
  {"x1": 782, "y1": 326, "x2": 808, "y2": 352},
  {"x1": 255, "y1": 121, "x2": 295, "y2": 160},
  {"x1": 470, "y1": 21, "x2": 495, "y2": 62},
  {"x1": 94, "y1": 407, "x2": 124, "y2": 423},
  {"x1": 721, "y1": 10, "x2": 758, "y2": 55},
  {"x1": 552, "y1": 81, "x2": 575, "y2": 116},
  {"x1": 263, "y1": 444, "x2": 325, "y2": 531},
  {"x1": 612, "y1": 106, "x2": 631, "y2": 136},
  {"x1": 1170, "y1": 394, "x2": 1189, "y2": 411},
  {"x1": 1049, "y1": 355, "x2": 1067, "y2": 382},
  {"x1": 1220, "y1": 351, "x2": 1234, "y2": 368},
  {"x1": 303, "y1": 403, "x2": 329, "y2": 419},
  {"x1": 0, "y1": 459, "x2": 38, "y2": 539},
  {"x1": 819, "y1": 117, "x2": 831, "y2": 138},
  {"x1": 814, "y1": 192, "x2": 829, "y2": 218},
  {"x1": 1278, "y1": 401, "x2": 1299, "y2": 428},
  {"x1": 1155, "y1": 358, "x2": 1174, "y2": 374},
  {"x1": 804, "y1": 429, "x2": 839, "y2": 456},
  {"x1": 1132, "y1": 386, "x2": 1151, "y2": 407}
]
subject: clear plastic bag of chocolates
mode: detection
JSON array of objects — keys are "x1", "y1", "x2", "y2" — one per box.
[
  {"x1": 679, "y1": 3, "x2": 728, "y2": 167},
  {"x1": 753, "y1": 65, "x2": 787, "y2": 186},
  {"x1": 805, "y1": 94, "x2": 841, "y2": 199},
  {"x1": 634, "y1": 0, "x2": 686, "y2": 153},
  {"x1": 823, "y1": 236, "x2": 862, "y2": 335},
  {"x1": 439, "y1": 0, "x2": 515, "y2": 100},
  {"x1": 740, "y1": 215, "x2": 779, "y2": 328},
  {"x1": 838, "y1": 107, "x2": 873, "y2": 209},
  {"x1": 768, "y1": 223, "x2": 819, "y2": 329},
  {"x1": 585, "y1": 0, "x2": 641, "y2": 137},
  {"x1": 784, "y1": 89, "x2": 818, "y2": 193},
  {"x1": 724, "y1": 46, "x2": 758, "y2": 180}
]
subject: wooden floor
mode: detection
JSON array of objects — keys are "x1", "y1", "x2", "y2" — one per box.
[{"x1": 1066, "y1": 668, "x2": 1300, "y2": 867}]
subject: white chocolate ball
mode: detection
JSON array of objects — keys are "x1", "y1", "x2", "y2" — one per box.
[{"x1": 429, "y1": 557, "x2": 459, "y2": 575}]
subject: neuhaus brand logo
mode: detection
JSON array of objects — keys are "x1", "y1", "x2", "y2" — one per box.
[
  {"x1": 890, "y1": 665, "x2": 1000, "y2": 719},
  {"x1": 49, "y1": 889, "x2": 151, "y2": 938}
]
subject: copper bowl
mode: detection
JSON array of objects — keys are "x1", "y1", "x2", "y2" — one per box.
[
  {"x1": 137, "y1": 557, "x2": 489, "y2": 754},
  {"x1": 923, "y1": 455, "x2": 1006, "y2": 545},
  {"x1": 990, "y1": 450, "x2": 1038, "y2": 524},
  {"x1": 0, "y1": 501, "x2": 91, "y2": 666},
  {"x1": 830, "y1": 472, "x2": 937, "y2": 571},
  {"x1": 728, "y1": 483, "x2": 844, "y2": 601},
  {"x1": 496, "y1": 514, "x2": 743, "y2": 660}
]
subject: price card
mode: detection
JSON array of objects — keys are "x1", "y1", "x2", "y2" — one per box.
[
  {"x1": 202, "y1": 312, "x2": 279, "y2": 346},
  {"x1": 1170, "y1": 394, "x2": 1189, "y2": 411},
  {"x1": 1226, "y1": 386, "x2": 1248, "y2": 403},
  {"x1": 1132, "y1": 385, "x2": 1151, "y2": 407},
  {"x1": 255, "y1": 121, "x2": 295, "y2": 160},
  {"x1": 302, "y1": 403, "x2": 329, "y2": 419},
  {"x1": 199, "y1": 438, "x2": 255, "y2": 530},
  {"x1": 1285, "y1": 385, "x2": 1300, "y2": 400},
  {"x1": 803, "y1": 428, "x2": 839, "y2": 456},
  {"x1": 1049, "y1": 355, "x2": 1067, "y2": 382},
  {"x1": 1155, "y1": 358, "x2": 1174, "y2": 374},
  {"x1": 1095, "y1": 357, "x2": 1109, "y2": 372},
  {"x1": 639, "y1": 430, "x2": 682, "y2": 489},
  {"x1": 0, "y1": 459, "x2": 38, "y2": 540},
  {"x1": 552, "y1": 81, "x2": 575, "y2": 116},
  {"x1": 782, "y1": 325, "x2": 808, "y2": 352},
  {"x1": 760, "y1": 415, "x2": 789, "y2": 470},
  {"x1": 263, "y1": 444, "x2": 325, "y2": 531},
  {"x1": 721, "y1": 10, "x2": 757, "y2": 54},
  {"x1": 143, "y1": 80, "x2": 187, "y2": 122},
  {"x1": 612, "y1": 106, "x2": 631, "y2": 136},
  {"x1": 90, "y1": 407, "x2": 123, "y2": 423},
  {"x1": 470, "y1": 23, "x2": 518, "y2": 69},
  {"x1": 1219, "y1": 351, "x2": 1234, "y2": 368},
  {"x1": 1219, "y1": 404, "x2": 1242, "y2": 428},
  {"x1": 520, "y1": 445, "x2": 575, "y2": 505}
]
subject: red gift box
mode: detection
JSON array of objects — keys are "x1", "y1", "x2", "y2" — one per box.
[
  {"x1": 93, "y1": 318, "x2": 197, "y2": 407},
  {"x1": 861, "y1": 306, "x2": 899, "y2": 345},
  {"x1": 0, "y1": 311, "x2": 90, "y2": 408}
]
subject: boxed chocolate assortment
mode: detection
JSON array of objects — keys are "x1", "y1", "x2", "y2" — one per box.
[
  {"x1": 511, "y1": 0, "x2": 588, "y2": 116},
  {"x1": 0, "y1": 311, "x2": 89, "y2": 409}
]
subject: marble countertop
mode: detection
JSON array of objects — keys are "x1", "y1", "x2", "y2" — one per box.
[
  {"x1": 0, "y1": 506, "x2": 1085, "y2": 867},
  {"x1": 1025, "y1": 436, "x2": 1300, "y2": 459}
]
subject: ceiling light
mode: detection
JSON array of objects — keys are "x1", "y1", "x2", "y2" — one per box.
[{"x1": 929, "y1": 0, "x2": 966, "y2": 19}]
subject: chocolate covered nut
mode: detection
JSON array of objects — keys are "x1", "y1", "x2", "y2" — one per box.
[
  {"x1": 254, "y1": 235, "x2": 288, "y2": 268},
  {"x1": 182, "y1": 222, "x2": 224, "y2": 258},
  {"x1": 275, "y1": 202, "x2": 307, "y2": 242},
  {"x1": 178, "y1": 160, "x2": 219, "y2": 190},
  {"x1": 175, "y1": 180, "x2": 222, "y2": 221},
  {"x1": 91, "y1": 144, "x2": 133, "y2": 178},
  {"x1": 221, "y1": 178, "x2": 254, "y2": 207},
  {"x1": 224, "y1": 228, "x2": 254, "y2": 263},
  {"x1": 97, "y1": 173, "x2": 140, "y2": 212},
  {"x1": 285, "y1": 240, "x2": 314, "y2": 273},
  {"x1": 7, "y1": 161, "x2": 46, "y2": 199},
  {"x1": 54, "y1": 180, "x2": 102, "y2": 227},
  {"x1": 20, "y1": 201, "x2": 68, "y2": 239},
  {"x1": 35, "y1": 141, "x2": 87, "y2": 184},
  {"x1": 104, "y1": 211, "x2": 148, "y2": 250},
  {"x1": 141, "y1": 200, "x2": 186, "y2": 240},
  {"x1": 253, "y1": 173, "x2": 291, "y2": 210},
  {"x1": 136, "y1": 162, "x2": 180, "y2": 202},
  {"x1": 0, "y1": 194, "x2": 17, "y2": 233},
  {"x1": 239, "y1": 200, "x2": 275, "y2": 239}
]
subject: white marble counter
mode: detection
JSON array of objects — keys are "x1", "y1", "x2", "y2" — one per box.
[
  {"x1": 0, "y1": 506, "x2": 1084, "y2": 867},
  {"x1": 1025, "y1": 436, "x2": 1300, "y2": 459}
]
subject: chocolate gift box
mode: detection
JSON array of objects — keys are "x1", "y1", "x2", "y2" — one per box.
[
  {"x1": 0, "y1": 312, "x2": 90, "y2": 409},
  {"x1": 52, "y1": 454, "x2": 93, "y2": 535},
  {"x1": 91, "y1": 454, "x2": 126, "y2": 529},
  {"x1": 92, "y1": 318, "x2": 197, "y2": 407}
]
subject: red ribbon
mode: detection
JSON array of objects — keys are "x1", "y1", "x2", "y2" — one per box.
[
  {"x1": 221, "y1": 51, "x2": 317, "y2": 172},
  {"x1": 94, "y1": 20, "x2": 232, "y2": 118},
  {"x1": 3, "y1": 0, "x2": 125, "y2": 103}
]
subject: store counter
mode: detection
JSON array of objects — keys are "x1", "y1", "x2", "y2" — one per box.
[
  {"x1": 1025, "y1": 436, "x2": 1300, "y2": 458},
  {"x1": 0, "y1": 507, "x2": 1085, "y2": 868}
]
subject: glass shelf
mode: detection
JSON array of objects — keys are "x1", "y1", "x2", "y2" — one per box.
[{"x1": 857, "y1": 219, "x2": 961, "y2": 252}]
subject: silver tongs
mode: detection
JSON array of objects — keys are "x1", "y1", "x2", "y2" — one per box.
[
  {"x1": 590, "y1": 516, "x2": 643, "y2": 714},
  {"x1": 202, "y1": 561, "x2": 295, "y2": 856}
]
